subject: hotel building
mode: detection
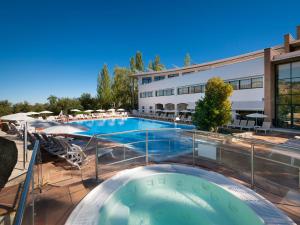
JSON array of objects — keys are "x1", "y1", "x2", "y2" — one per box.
[{"x1": 133, "y1": 26, "x2": 300, "y2": 130}]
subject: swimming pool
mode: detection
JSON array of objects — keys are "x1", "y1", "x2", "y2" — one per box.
[
  {"x1": 70, "y1": 117, "x2": 194, "y2": 136},
  {"x1": 65, "y1": 165, "x2": 295, "y2": 225},
  {"x1": 71, "y1": 118, "x2": 195, "y2": 157}
]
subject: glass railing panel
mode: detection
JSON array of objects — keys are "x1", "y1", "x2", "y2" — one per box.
[{"x1": 95, "y1": 130, "x2": 147, "y2": 180}]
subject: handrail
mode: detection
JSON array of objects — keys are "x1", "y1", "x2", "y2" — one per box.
[
  {"x1": 191, "y1": 129, "x2": 300, "y2": 152},
  {"x1": 95, "y1": 128, "x2": 181, "y2": 137},
  {"x1": 13, "y1": 140, "x2": 40, "y2": 225}
]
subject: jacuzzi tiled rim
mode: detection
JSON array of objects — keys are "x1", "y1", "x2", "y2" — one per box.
[{"x1": 65, "y1": 164, "x2": 296, "y2": 225}]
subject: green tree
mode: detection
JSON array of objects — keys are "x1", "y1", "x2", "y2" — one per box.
[
  {"x1": 56, "y1": 97, "x2": 82, "y2": 114},
  {"x1": 32, "y1": 103, "x2": 47, "y2": 112},
  {"x1": 184, "y1": 53, "x2": 191, "y2": 67},
  {"x1": 112, "y1": 67, "x2": 131, "y2": 109},
  {"x1": 192, "y1": 77, "x2": 233, "y2": 131},
  {"x1": 130, "y1": 56, "x2": 136, "y2": 73},
  {"x1": 12, "y1": 101, "x2": 31, "y2": 113},
  {"x1": 148, "y1": 60, "x2": 153, "y2": 70},
  {"x1": 47, "y1": 95, "x2": 59, "y2": 114},
  {"x1": 97, "y1": 64, "x2": 112, "y2": 109},
  {"x1": 129, "y1": 55, "x2": 139, "y2": 109},
  {"x1": 153, "y1": 55, "x2": 165, "y2": 71},
  {"x1": 135, "y1": 51, "x2": 144, "y2": 72},
  {"x1": 79, "y1": 93, "x2": 95, "y2": 110},
  {"x1": 0, "y1": 100, "x2": 13, "y2": 116}
]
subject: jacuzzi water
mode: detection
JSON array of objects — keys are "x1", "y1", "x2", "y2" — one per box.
[
  {"x1": 98, "y1": 173, "x2": 263, "y2": 225},
  {"x1": 65, "y1": 165, "x2": 295, "y2": 225}
]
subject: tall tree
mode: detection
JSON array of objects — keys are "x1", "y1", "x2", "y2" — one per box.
[
  {"x1": 130, "y1": 56, "x2": 136, "y2": 73},
  {"x1": 79, "y1": 93, "x2": 95, "y2": 110},
  {"x1": 184, "y1": 53, "x2": 191, "y2": 67},
  {"x1": 148, "y1": 60, "x2": 153, "y2": 70},
  {"x1": 129, "y1": 55, "x2": 139, "y2": 109},
  {"x1": 112, "y1": 67, "x2": 131, "y2": 109},
  {"x1": 153, "y1": 55, "x2": 165, "y2": 71},
  {"x1": 12, "y1": 101, "x2": 31, "y2": 113},
  {"x1": 47, "y1": 95, "x2": 59, "y2": 114},
  {"x1": 0, "y1": 100, "x2": 13, "y2": 116},
  {"x1": 97, "y1": 64, "x2": 112, "y2": 109},
  {"x1": 192, "y1": 77, "x2": 233, "y2": 131},
  {"x1": 135, "y1": 51, "x2": 144, "y2": 72}
]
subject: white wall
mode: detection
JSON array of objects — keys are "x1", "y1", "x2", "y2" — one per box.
[{"x1": 138, "y1": 57, "x2": 264, "y2": 112}]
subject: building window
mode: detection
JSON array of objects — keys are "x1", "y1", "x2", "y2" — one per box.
[
  {"x1": 154, "y1": 76, "x2": 165, "y2": 81},
  {"x1": 239, "y1": 79, "x2": 252, "y2": 89},
  {"x1": 168, "y1": 74, "x2": 179, "y2": 78},
  {"x1": 229, "y1": 80, "x2": 239, "y2": 90},
  {"x1": 142, "y1": 77, "x2": 152, "y2": 84},
  {"x1": 190, "y1": 84, "x2": 204, "y2": 93},
  {"x1": 140, "y1": 91, "x2": 153, "y2": 98},
  {"x1": 178, "y1": 86, "x2": 190, "y2": 95},
  {"x1": 155, "y1": 88, "x2": 174, "y2": 96},
  {"x1": 276, "y1": 61, "x2": 300, "y2": 129},
  {"x1": 182, "y1": 71, "x2": 194, "y2": 75},
  {"x1": 251, "y1": 77, "x2": 263, "y2": 88}
]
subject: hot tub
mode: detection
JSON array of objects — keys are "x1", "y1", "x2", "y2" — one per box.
[{"x1": 65, "y1": 165, "x2": 295, "y2": 225}]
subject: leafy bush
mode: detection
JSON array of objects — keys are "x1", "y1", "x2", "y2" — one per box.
[{"x1": 192, "y1": 77, "x2": 233, "y2": 132}]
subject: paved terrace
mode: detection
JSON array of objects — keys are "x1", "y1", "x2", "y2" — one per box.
[{"x1": 0, "y1": 133, "x2": 300, "y2": 225}]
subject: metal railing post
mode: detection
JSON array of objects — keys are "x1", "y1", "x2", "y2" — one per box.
[
  {"x1": 25, "y1": 122, "x2": 28, "y2": 162},
  {"x1": 299, "y1": 169, "x2": 300, "y2": 189},
  {"x1": 251, "y1": 143, "x2": 255, "y2": 189},
  {"x1": 31, "y1": 166, "x2": 35, "y2": 225},
  {"x1": 95, "y1": 140, "x2": 99, "y2": 182},
  {"x1": 192, "y1": 132, "x2": 195, "y2": 166},
  {"x1": 146, "y1": 130, "x2": 149, "y2": 165}
]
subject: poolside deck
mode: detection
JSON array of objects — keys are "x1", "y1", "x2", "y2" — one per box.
[
  {"x1": 1, "y1": 133, "x2": 300, "y2": 225},
  {"x1": 0, "y1": 146, "x2": 298, "y2": 225}
]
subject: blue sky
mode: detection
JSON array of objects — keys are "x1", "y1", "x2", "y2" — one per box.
[{"x1": 0, "y1": 0, "x2": 299, "y2": 103}]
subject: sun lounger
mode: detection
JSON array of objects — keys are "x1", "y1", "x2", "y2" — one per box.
[
  {"x1": 186, "y1": 116, "x2": 192, "y2": 123},
  {"x1": 243, "y1": 120, "x2": 255, "y2": 130},
  {"x1": 227, "y1": 119, "x2": 240, "y2": 128},
  {"x1": 236, "y1": 120, "x2": 247, "y2": 130},
  {"x1": 255, "y1": 122, "x2": 271, "y2": 134}
]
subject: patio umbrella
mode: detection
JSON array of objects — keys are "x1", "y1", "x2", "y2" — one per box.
[
  {"x1": 96, "y1": 109, "x2": 105, "y2": 112},
  {"x1": 26, "y1": 112, "x2": 40, "y2": 115},
  {"x1": 84, "y1": 110, "x2": 94, "y2": 113},
  {"x1": 43, "y1": 124, "x2": 87, "y2": 134},
  {"x1": 107, "y1": 109, "x2": 115, "y2": 112},
  {"x1": 246, "y1": 113, "x2": 268, "y2": 125},
  {"x1": 246, "y1": 113, "x2": 268, "y2": 118},
  {"x1": 28, "y1": 120, "x2": 60, "y2": 129},
  {"x1": 117, "y1": 108, "x2": 125, "y2": 112},
  {"x1": 1, "y1": 113, "x2": 35, "y2": 121},
  {"x1": 39, "y1": 110, "x2": 53, "y2": 114},
  {"x1": 71, "y1": 109, "x2": 81, "y2": 112}
]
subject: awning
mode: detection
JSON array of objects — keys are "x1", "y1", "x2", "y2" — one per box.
[{"x1": 231, "y1": 101, "x2": 264, "y2": 111}]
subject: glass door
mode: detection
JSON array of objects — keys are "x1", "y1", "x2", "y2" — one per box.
[{"x1": 292, "y1": 105, "x2": 300, "y2": 129}]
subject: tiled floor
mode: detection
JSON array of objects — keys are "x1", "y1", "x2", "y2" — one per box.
[{"x1": 1, "y1": 140, "x2": 300, "y2": 225}]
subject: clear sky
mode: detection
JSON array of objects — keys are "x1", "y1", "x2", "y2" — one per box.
[{"x1": 0, "y1": 0, "x2": 299, "y2": 103}]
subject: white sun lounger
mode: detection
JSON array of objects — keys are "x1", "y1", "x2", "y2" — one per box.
[{"x1": 255, "y1": 122, "x2": 271, "y2": 134}]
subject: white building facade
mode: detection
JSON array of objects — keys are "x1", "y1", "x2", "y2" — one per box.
[
  {"x1": 135, "y1": 51, "x2": 265, "y2": 116},
  {"x1": 132, "y1": 25, "x2": 300, "y2": 130}
]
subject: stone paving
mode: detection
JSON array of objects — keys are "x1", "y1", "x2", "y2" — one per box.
[{"x1": 0, "y1": 132, "x2": 300, "y2": 225}]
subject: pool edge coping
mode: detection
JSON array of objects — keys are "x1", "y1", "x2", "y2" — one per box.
[{"x1": 65, "y1": 164, "x2": 296, "y2": 225}]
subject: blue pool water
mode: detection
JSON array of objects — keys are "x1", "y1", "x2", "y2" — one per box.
[
  {"x1": 71, "y1": 117, "x2": 194, "y2": 135},
  {"x1": 71, "y1": 118, "x2": 195, "y2": 158}
]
